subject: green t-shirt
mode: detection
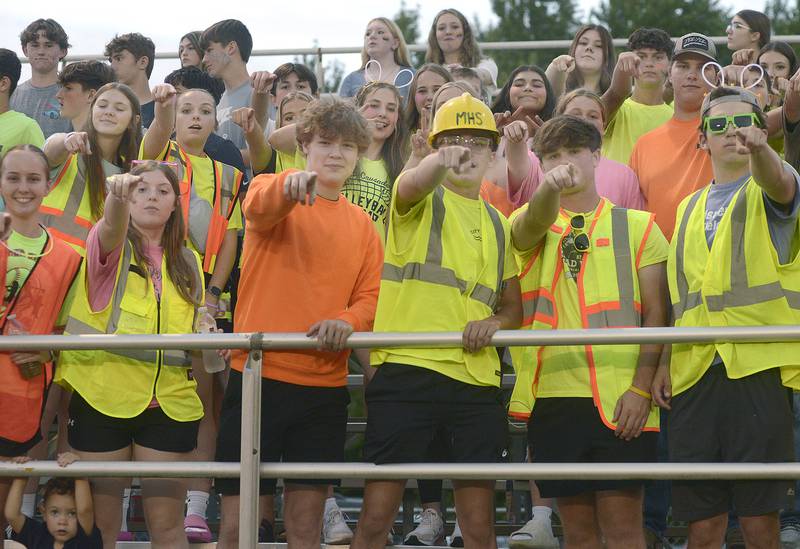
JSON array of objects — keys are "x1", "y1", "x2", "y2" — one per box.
[
  {"x1": 2, "y1": 228, "x2": 48, "y2": 318},
  {"x1": 0, "y1": 110, "x2": 45, "y2": 159},
  {"x1": 342, "y1": 158, "x2": 391, "y2": 239},
  {"x1": 601, "y1": 97, "x2": 673, "y2": 165}
]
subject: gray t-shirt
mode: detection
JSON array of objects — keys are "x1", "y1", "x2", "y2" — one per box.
[
  {"x1": 704, "y1": 162, "x2": 800, "y2": 263},
  {"x1": 10, "y1": 81, "x2": 72, "y2": 138},
  {"x1": 216, "y1": 82, "x2": 252, "y2": 150}
]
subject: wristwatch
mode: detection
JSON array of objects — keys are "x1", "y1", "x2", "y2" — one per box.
[{"x1": 207, "y1": 286, "x2": 222, "y2": 298}]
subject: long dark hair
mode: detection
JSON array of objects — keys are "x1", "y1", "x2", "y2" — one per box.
[
  {"x1": 736, "y1": 10, "x2": 771, "y2": 49},
  {"x1": 425, "y1": 9, "x2": 481, "y2": 68},
  {"x1": 491, "y1": 65, "x2": 556, "y2": 120},
  {"x1": 127, "y1": 161, "x2": 198, "y2": 305},
  {"x1": 85, "y1": 82, "x2": 142, "y2": 220},
  {"x1": 354, "y1": 82, "x2": 409, "y2": 184},
  {"x1": 566, "y1": 24, "x2": 615, "y2": 94},
  {"x1": 759, "y1": 41, "x2": 799, "y2": 79},
  {"x1": 403, "y1": 63, "x2": 453, "y2": 133}
]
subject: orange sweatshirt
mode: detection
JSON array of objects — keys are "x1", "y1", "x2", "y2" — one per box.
[{"x1": 233, "y1": 170, "x2": 384, "y2": 387}]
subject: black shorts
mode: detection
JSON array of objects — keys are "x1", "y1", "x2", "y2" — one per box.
[
  {"x1": 527, "y1": 397, "x2": 657, "y2": 498},
  {"x1": 0, "y1": 432, "x2": 41, "y2": 458},
  {"x1": 669, "y1": 363, "x2": 794, "y2": 521},
  {"x1": 363, "y1": 363, "x2": 509, "y2": 465},
  {"x1": 214, "y1": 369, "x2": 350, "y2": 496},
  {"x1": 67, "y1": 392, "x2": 200, "y2": 453}
]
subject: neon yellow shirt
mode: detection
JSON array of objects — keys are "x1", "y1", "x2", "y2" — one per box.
[
  {"x1": 342, "y1": 158, "x2": 391, "y2": 239},
  {"x1": 0, "y1": 111, "x2": 44, "y2": 159},
  {"x1": 602, "y1": 98, "x2": 673, "y2": 165}
]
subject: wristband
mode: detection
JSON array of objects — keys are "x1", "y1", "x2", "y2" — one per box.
[{"x1": 628, "y1": 385, "x2": 651, "y2": 400}]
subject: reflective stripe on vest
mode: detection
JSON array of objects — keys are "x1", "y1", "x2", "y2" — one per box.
[
  {"x1": 40, "y1": 156, "x2": 94, "y2": 248},
  {"x1": 65, "y1": 244, "x2": 202, "y2": 368},
  {"x1": 381, "y1": 187, "x2": 505, "y2": 310},
  {"x1": 673, "y1": 186, "x2": 800, "y2": 319}
]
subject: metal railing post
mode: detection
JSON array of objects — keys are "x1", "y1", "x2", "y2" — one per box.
[
  {"x1": 316, "y1": 47, "x2": 325, "y2": 93},
  {"x1": 238, "y1": 335, "x2": 263, "y2": 547}
]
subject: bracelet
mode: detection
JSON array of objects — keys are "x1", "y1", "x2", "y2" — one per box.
[{"x1": 628, "y1": 385, "x2": 652, "y2": 400}]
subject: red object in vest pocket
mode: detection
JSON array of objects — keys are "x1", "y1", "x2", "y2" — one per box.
[{"x1": 596, "y1": 238, "x2": 610, "y2": 247}]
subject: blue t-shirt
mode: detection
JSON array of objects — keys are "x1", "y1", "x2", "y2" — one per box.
[
  {"x1": 704, "y1": 162, "x2": 800, "y2": 263},
  {"x1": 12, "y1": 516, "x2": 103, "y2": 549},
  {"x1": 140, "y1": 101, "x2": 155, "y2": 129},
  {"x1": 204, "y1": 132, "x2": 246, "y2": 178}
]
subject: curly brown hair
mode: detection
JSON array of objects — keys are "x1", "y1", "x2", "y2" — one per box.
[{"x1": 295, "y1": 98, "x2": 371, "y2": 154}]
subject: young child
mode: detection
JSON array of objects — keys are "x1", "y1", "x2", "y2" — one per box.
[
  {"x1": 509, "y1": 115, "x2": 667, "y2": 548},
  {"x1": 104, "y1": 33, "x2": 156, "y2": 128},
  {"x1": 55, "y1": 61, "x2": 117, "y2": 132},
  {"x1": 4, "y1": 453, "x2": 102, "y2": 548},
  {"x1": 352, "y1": 92, "x2": 522, "y2": 549},
  {"x1": 0, "y1": 49, "x2": 45, "y2": 160},
  {"x1": 214, "y1": 98, "x2": 382, "y2": 548},
  {"x1": 11, "y1": 19, "x2": 72, "y2": 137}
]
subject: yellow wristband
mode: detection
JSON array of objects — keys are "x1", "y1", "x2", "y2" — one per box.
[{"x1": 628, "y1": 385, "x2": 651, "y2": 400}]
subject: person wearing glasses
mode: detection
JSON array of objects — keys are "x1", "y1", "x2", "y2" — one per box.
[
  {"x1": 726, "y1": 10, "x2": 771, "y2": 54},
  {"x1": 507, "y1": 114, "x2": 668, "y2": 548},
  {"x1": 352, "y1": 93, "x2": 522, "y2": 549},
  {"x1": 629, "y1": 33, "x2": 717, "y2": 241},
  {"x1": 653, "y1": 86, "x2": 800, "y2": 547}
]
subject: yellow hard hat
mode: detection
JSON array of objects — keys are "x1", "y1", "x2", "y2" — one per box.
[{"x1": 428, "y1": 93, "x2": 500, "y2": 147}]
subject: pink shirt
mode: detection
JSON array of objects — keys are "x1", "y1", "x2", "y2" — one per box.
[
  {"x1": 507, "y1": 150, "x2": 645, "y2": 210},
  {"x1": 86, "y1": 222, "x2": 164, "y2": 312}
]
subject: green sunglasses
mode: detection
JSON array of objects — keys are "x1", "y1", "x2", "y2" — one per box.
[{"x1": 703, "y1": 113, "x2": 760, "y2": 134}]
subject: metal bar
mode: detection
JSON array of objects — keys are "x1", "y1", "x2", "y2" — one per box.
[
  {"x1": 4, "y1": 461, "x2": 800, "y2": 481},
  {"x1": 21, "y1": 36, "x2": 800, "y2": 64},
  {"x1": 239, "y1": 349, "x2": 263, "y2": 549},
  {"x1": 3, "y1": 326, "x2": 800, "y2": 352},
  {"x1": 315, "y1": 46, "x2": 325, "y2": 92}
]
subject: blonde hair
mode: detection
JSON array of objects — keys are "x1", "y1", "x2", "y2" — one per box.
[
  {"x1": 430, "y1": 81, "x2": 479, "y2": 121},
  {"x1": 276, "y1": 91, "x2": 314, "y2": 129},
  {"x1": 360, "y1": 17, "x2": 412, "y2": 69},
  {"x1": 555, "y1": 89, "x2": 607, "y2": 123}
]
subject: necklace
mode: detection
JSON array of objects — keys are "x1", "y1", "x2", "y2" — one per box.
[{"x1": 0, "y1": 225, "x2": 54, "y2": 260}]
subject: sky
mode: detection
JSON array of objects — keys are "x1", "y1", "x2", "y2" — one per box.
[{"x1": 3, "y1": 0, "x2": 757, "y2": 86}]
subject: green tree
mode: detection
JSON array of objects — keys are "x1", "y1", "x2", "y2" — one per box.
[
  {"x1": 480, "y1": 0, "x2": 579, "y2": 86},
  {"x1": 764, "y1": 0, "x2": 800, "y2": 36},
  {"x1": 591, "y1": 0, "x2": 731, "y2": 42},
  {"x1": 394, "y1": 0, "x2": 424, "y2": 66}
]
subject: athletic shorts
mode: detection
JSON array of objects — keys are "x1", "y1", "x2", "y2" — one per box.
[
  {"x1": 669, "y1": 363, "x2": 794, "y2": 521},
  {"x1": 0, "y1": 432, "x2": 41, "y2": 458},
  {"x1": 363, "y1": 363, "x2": 510, "y2": 465},
  {"x1": 214, "y1": 369, "x2": 350, "y2": 496},
  {"x1": 527, "y1": 397, "x2": 657, "y2": 498},
  {"x1": 67, "y1": 392, "x2": 199, "y2": 453}
]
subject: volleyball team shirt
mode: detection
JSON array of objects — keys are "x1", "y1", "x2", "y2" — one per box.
[{"x1": 342, "y1": 158, "x2": 391, "y2": 239}]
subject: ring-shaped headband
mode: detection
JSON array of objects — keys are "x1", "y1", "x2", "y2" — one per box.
[
  {"x1": 702, "y1": 61, "x2": 725, "y2": 89},
  {"x1": 364, "y1": 59, "x2": 414, "y2": 89},
  {"x1": 740, "y1": 63, "x2": 765, "y2": 90}
]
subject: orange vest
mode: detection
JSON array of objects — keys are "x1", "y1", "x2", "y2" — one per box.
[
  {"x1": 161, "y1": 141, "x2": 242, "y2": 273},
  {"x1": 0, "y1": 231, "x2": 81, "y2": 443}
]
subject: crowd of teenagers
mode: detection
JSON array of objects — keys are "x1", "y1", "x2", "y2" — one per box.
[{"x1": 1, "y1": 7, "x2": 800, "y2": 549}]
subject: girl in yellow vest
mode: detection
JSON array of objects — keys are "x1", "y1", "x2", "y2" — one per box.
[
  {"x1": 656, "y1": 87, "x2": 800, "y2": 547},
  {"x1": 0, "y1": 145, "x2": 81, "y2": 534},
  {"x1": 56, "y1": 161, "x2": 206, "y2": 549},
  {"x1": 139, "y1": 83, "x2": 250, "y2": 542},
  {"x1": 509, "y1": 115, "x2": 668, "y2": 547},
  {"x1": 40, "y1": 82, "x2": 142, "y2": 254}
]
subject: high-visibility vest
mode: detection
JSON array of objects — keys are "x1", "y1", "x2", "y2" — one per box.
[
  {"x1": 39, "y1": 155, "x2": 103, "y2": 254},
  {"x1": 668, "y1": 176, "x2": 800, "y2": 395},
  {"x1": 161, "y1": 141, "x2": 243, "y2": 274},
  {"x1": 371, "y1": 185, "x2": 511, "y2": 386},
  {"x1": 508, "y1": 199, "x2": 660, "y2": 431},
  {"x1": 56, "y1": 241, "x2": 204, "y2": 421},
  {"x1": 0, "y1": 231, "x2": 81, "y2": 443}
]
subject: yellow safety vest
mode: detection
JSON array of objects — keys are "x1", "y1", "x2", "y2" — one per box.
[
  {"x1": 162, "y1": 141, "x2": 243, "y2": 274},
  {"x1": 56, "y1": 241, "x2": 205, "y2": 421},
  {"x1": 668, "y1": 177, "x2": 800, "y2": 395},
  {"x1": 371, "y1": 185, "x2": 511, "y2": 386},
  {"x1": 508, "y1": 199, "x2": 660, "y2": 431},
  {"x1": 39, "y1": 155, "x2": 102, "y2": 254}
]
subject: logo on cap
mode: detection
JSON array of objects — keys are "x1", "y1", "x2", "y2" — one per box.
[
  {"x1": 455, "y1": 111, "x2": 485, "y2": 126},
  {"x1": 682, "y1": 35, "x2": 710, "y2": 50}
]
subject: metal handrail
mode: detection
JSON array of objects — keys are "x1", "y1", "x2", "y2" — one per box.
[{"x1": 3, "y1": 326, "x2": 799, "y2": 545}]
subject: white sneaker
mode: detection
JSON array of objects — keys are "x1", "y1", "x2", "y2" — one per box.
[
  {"x1": 509, "y1": 516, "x2": 560, "y2": 549},
  {"x1": 404, "y1": 508, "x2": 445, "y2": 546},
  {"x1": 781, "y1": 521, "x2": 800, "y2": 548},
  {"x1": 323, "y1": 503, "x2": 354, "y2": 545},
  {"x1": 449, "y1": 519, "x2": 464, "y2": 547}
]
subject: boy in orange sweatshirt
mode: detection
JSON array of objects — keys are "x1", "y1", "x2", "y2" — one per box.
[{"x1": 214, "y1": 98, "x2": 383, "y2": 549}]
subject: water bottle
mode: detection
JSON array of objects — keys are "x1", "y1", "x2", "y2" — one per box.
[
  {"x1": 195, "y1": 307, "x2": 226, "y2": 373},
  {"x1": 6, "y1": 315, "x2": 43, "y2": 379}
]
